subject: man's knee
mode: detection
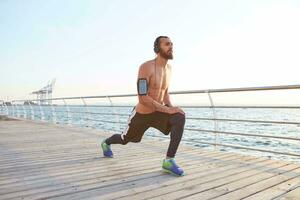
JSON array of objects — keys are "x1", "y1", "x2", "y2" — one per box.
[
  {"x1": 120, "y1": 139, "x2": 129, "y2": 145},
  {"x1": 120, "y1": 135, "x2": 129, "y2": 145},
  {"x1": 170, "y1": 113, "x2": 186, "y2": 126},
  {"x1": 121, "y1": 136, "x2": 142, "y2": 145}
]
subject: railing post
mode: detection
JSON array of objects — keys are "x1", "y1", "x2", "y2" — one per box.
[
  {"x1": 3, "y1": 102, "x2": 9, "y2": 116},
  {"x1": 19, "y1": 103, "x2": 23, "y2": 118},
  {"x1": 81, "y1": 97, "x2": 91, "y2": 127},
  {"x1": 0, "y1": 101, "x2": 3, "y2": 115},
  {"x1": 29, "y1": 101, "x2": 35, "y2": 120},
  {"x1": 63, "y1": 99, "x2": 72, "y2": 125},
  {"x1": 38, "y1": 102, "x2": 45, "y2": 121},
  {"x1": 39, "y1": 102, "x2": 45, "y2": 121},
  {"x1": 15, "y1": 102, "x2": 21, "y2": 118},
  {"x1": 15, "y1": 102, "x2": 19, "y2": 117},
  {"x1": 16, "y1": 102, "x2": 20, "y2": 118},
  {"x1": 51, "y1": 102, "x2": 57, "y2": 124},
  {"x1": 10, "y1": 103, "x2": 12, "y2": 116},
  {"x1": 0, "y1": 101, "x2": 3, "y2": 114},
  {"x1": 22, "y1": 102, "x2": 27, "y2": 118},
  {"x1": 206, "y1": 90, "x2": 219, "y2": 150},
  {"x1": 12, "y1": 101, "x2": 15, "y2": 117}
]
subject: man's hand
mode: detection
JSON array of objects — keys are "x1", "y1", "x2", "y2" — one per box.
[{"x1": 168, "y1": 106, "x2": 185, "y2": 115}]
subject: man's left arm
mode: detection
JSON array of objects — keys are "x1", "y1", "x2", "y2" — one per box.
[
  {"x1": 164, "y1": 64, "x2": 173, "y2": 107},
  {"x1": 163, "y1": 64, "x2": 185, "y2": 115},
  {"x1": 163, "y1": 89, "x2": 173, "y2": 107},
  {"x1": 164, "y1": 88, "x2": 185, "y2": 115}
]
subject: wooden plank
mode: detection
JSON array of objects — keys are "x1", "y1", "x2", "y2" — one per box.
[
  {"x1": 36, "y1": 157, "x2": 267, "y2": 200},
  {"x1": 0, "y1": 145, "x2": 217, "y2": 176},
  {"x1": 0, "y1": 119, "x2": 299, "y2": 200},
  {"x1": 211, "y1": 165, "x2": 300, "y2": 200},
  {"x1": 177, "y1": 162, "x2": 295, "y2": 199},
  {"x1": 0, "y1": 154, "x2": 241, "y2": 198},
  {"x1": 243, "y1": 177, "x2": 300, "y2": 200},
  {"x1": 275, "y1": 186, "x2": 300, "y2": 200},
  {"x1": 0, "y1": 145, "x2": 239, "y2": 198},
  {"x1": 112, "y1": 158, "x2": 276, "y2": 200},
  {"x1": 0, "y1": 148, "x2": 214, "y2": 187},
  {"x1": 0, "y1": 154, "x2": 218, "y2": 199}
]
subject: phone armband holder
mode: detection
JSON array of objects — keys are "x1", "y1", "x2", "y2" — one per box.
[{"x1": 137, "y1": 78, "x2": 148, "y2": 95}]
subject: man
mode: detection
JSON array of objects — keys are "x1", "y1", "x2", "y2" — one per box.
[{"x1": 101, "y1": 36, "x2": 186, "y2": 176}]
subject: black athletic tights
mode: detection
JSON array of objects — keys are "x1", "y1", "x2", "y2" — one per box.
[{"x1": 105, "y1": 113, "x2": 185, "y2": 158}]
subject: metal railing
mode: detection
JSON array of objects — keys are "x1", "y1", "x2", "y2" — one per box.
[{"x1": 1, "y1": 84, "x2": 300, "y2": 159}]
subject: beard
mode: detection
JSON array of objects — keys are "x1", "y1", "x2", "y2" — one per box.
[{"x1": 159, "y1": 50, "x2": 173, "y2": 60}]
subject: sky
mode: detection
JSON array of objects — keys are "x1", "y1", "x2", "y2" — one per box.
[{"x1": 1, "y1": 0, "x2": 300, "y2": 105}]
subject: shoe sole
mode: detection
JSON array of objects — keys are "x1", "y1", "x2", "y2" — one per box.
[
  {"x1": 103, "y1": 155, "x2": 114, "y2": 158},
  {"x1": 102, "y1": 151, "x2": 113, "y2": 158},
  {"x1": 162, "y1": 168, "x2": 185, "y2": 177}
]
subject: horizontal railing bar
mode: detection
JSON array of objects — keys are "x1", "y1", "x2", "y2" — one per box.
[
  {"x1": 11, "y1": 84, "x2": 300, "y2": 102},
  {"x1": 8, "y1": 105, "x2": 300, "y2": 109},
  {"x1": 171, "y1": 84, "x2": 300, "y2": 94},
  {"x1": 12, "y1": 94, "x2": 136, "y2": 102},
  {"x1": 69, "y1": 111, "x2": 129, "y2": 116},
  {"x1": 82, "y1": 118, "x2": 127, "y2": 124},
  {"x1": 180, "y1": 105, "x2": 300, "y2": 109},
  {"x1": 8, "y1": 108, "x2": 61, "y2": 113},
  {"x1": 9, "y1": 104, "x2": 134, "y2": 108},
  {"x1": 5, "y1": 108, "x2": 130, "y2": 116},
  {"x1": 185, "y1": 128, "x2": 300, "y2": 141},
  {"x1": 187, "y1": 117, "x2": 300, "y2": 125}
]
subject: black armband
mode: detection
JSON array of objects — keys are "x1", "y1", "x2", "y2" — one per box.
[{"x1": 137, "y1": 78, "x2": 148, "y2": 95}]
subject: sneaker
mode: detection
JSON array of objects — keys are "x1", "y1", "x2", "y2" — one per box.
[
  {"x1": 162, "y1": 158, "x2": 184, "y2": 176},
  {"x1": 101, "y1": 140, "x2": 113, "y2": 158}
]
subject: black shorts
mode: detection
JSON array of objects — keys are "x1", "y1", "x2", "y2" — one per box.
[{"x1": 121, "y1": 107, "x2": 172, "y2": 142}]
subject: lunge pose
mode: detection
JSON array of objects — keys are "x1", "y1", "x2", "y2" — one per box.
[{"x1": 101, "y1": 36, "x2": 186, "y2": 176}]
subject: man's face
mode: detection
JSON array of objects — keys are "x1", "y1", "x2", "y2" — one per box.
[{"x1": 158, "y1": 38, "x2": 173, "y2": 60}]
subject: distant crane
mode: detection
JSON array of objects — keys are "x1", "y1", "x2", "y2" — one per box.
[{"x1": 30, "y1": 79, "x2": 56, "y2": 105}]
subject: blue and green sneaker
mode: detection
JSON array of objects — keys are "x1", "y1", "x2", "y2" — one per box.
[
  {"x1": 101, "y1": 140, "x2": 113, "y2": 158},
  {"x1": 162, "y1": 158, "x2": 184, "y2": 176}
]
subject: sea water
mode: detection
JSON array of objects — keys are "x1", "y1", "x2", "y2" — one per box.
[{"x1": 4, "y1": 105, "x2": 300, "y2": 163}]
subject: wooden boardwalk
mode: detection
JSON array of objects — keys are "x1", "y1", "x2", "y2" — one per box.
[{"x1": 0, "y1": 118, "x2": 300, "y2": 200}]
